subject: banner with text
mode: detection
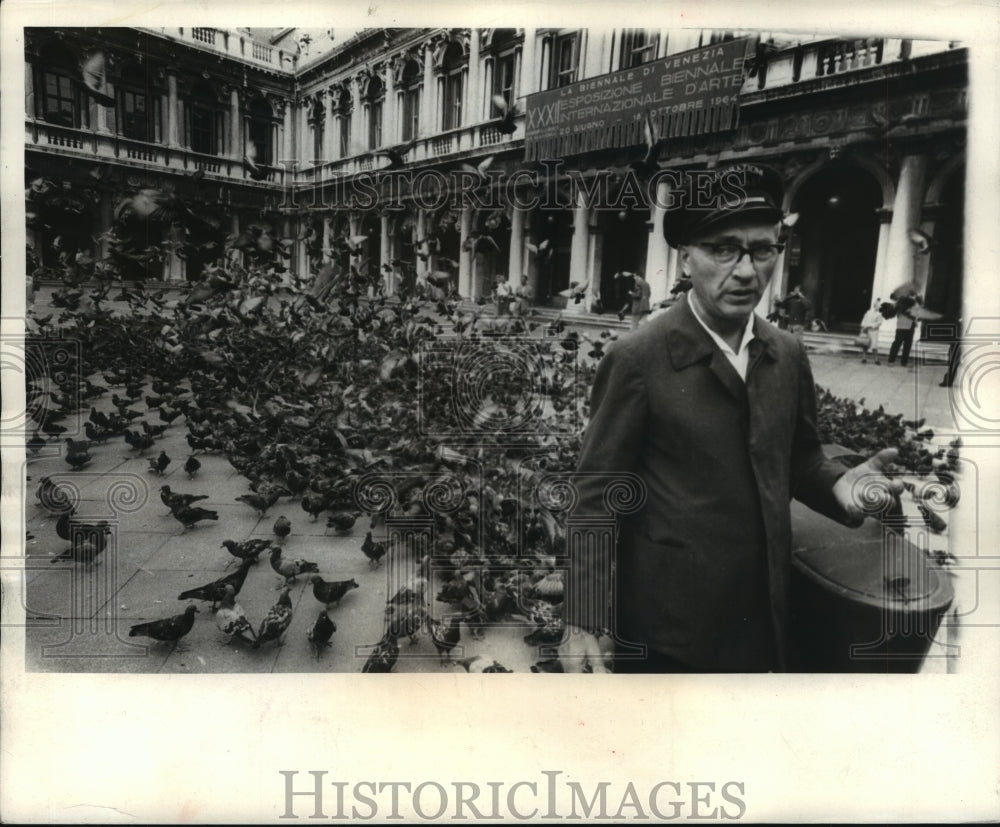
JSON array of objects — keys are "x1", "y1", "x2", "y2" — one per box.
[{"x1": 524, "y1": 38, "x2": 754, "y2": 161}]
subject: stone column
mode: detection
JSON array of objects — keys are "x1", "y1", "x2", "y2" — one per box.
[
  {"x1": 566, "y1": 189, "x2": 591, "y2": 315},
  {"x1": 882, "y1": 153, "x2": 928, "y2": 336},
  {"x1": 166, "y1": 72, "x2": 179, "y2": 147},
  {"x1": 467, "y1": 29, "x2": 482, "y2": 124},
  {"x1": 645, "y1": 178, "x2": 671, "y2": 305},
  {"x1": 384, "y1": 62, "x2": 397, "y2": 145},
  {"x1": 508, "y1": 207, "x2": 525, "y2": 284},
  {"x1": 322, "y1": 92, "x2": 336, "y2": 166},
  {"x1": 520, "y1": 30, "x2": 538, "y2": 98},
  {"x1": 380, "y1": 213, "x2": 392, "y2": 294},
  {"x1": 869, "y1": 206, "x2": 895, "y2": 350},
  {"x1": 348, "y1": 78, "x2": 361, "y2": 155},
  {"x1": 229, "y1": 86, "x2": 241, "y2": 159},
  {"x1": 280, "y1": 98, "x2": 293, "y2": 168},
  {"x1": 458, "y1": 207, "x2": 473, "y2": 297},
  {"x1": 25, "y1": 62, "x2": 36, "y2": 118},
  {"x1": 421, "y1": 41, "x2": 435, "y2": 137}
]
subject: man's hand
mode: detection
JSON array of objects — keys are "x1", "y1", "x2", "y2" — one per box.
[
  {"x1": 832, "y1": 447, "x2": 906, "y2": 527},
  {"x1": 558, "y1": 625, "x2": 610, "y2": 673}
]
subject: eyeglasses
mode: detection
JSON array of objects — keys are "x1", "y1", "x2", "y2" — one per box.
[{"x1": 691, "y1": 242, "x2": 785, "y2": 266}]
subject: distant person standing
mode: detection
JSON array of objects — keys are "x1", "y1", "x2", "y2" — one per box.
[
  {"x1": 493, "y1": 275, "x2": 513, "y2": 316},
  {"x1": 628, "y1": 273, "x2": 651, "y2": 329},
  {"x1": 858, "y1": 301, "x2": 884, "y2": 364},
  {"x1": 888, "y1": 283, "x2": 922, "y2": 368},
  {"x1": 513, "y1": 274, "x2": 534, "y2": 317},
  {"x1": 783, "y1": 285, "x2": 811, "y2": 338}
]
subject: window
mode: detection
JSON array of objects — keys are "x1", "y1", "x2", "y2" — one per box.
[
  {"x1": 42, "y1": 70, "x2": 81, "y2": 128},
  {"x1": 364, "y1": 75, "x2": 385, "y2": 149},
  {"x1": 400, "y1": 59, "x2": 421, "y2": 142},
  {"x1": 189, "y1": 84, "x2": 222, "y2": 156},
  {"x1": 368, "y1": 100, "x2": 383, "y2": 149},
  {"x1": 493, "y1": 51, "x2": 516, "y2": 107},
  {"x1": 120, "y1": 88, "x2": 160, "y2": 142},
  {"x1": 335, "y1": 87, "x2": 353, "y2": 158},
  {"x1": 705, "y1": 30, "x2": 736, "y2": 46},
  {"x1": 310, "y1": 97, "x2": 325, "y2": 162},
  {"x1": 550, "y1": 32, "x2": 579, "y2": 88},
  {"x1": 620, "y1": 29, "x2": 660, "y2": 68},
  {"x1": 441, "y1": 42, "x2": 465, "y2": 131}
]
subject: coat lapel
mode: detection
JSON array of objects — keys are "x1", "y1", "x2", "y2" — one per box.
[{"x1": 665, "y1": 295, "x2": 748, "y2": 402}]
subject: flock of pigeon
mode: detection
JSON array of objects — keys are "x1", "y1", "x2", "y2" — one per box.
[
  {"x1": 26, "y1": 194, "x2": 956, "y2": 672},
  {"x1": 25, "y1": 244, "x2": 609, "y2": 671}
]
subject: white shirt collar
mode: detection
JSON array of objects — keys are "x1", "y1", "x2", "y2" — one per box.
[{"x1": 687, "y1": 291, "x2": 756, "y2": 358}]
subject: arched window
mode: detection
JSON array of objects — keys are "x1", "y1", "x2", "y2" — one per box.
[
  {"x1": 35, "y1": 42, "x2": 87, "y2": 128},
  {"x1": 336, "y1": 87, "x2": 353, "y2": 158},
  {"x1": 366, "y1": 75, "x2": 384, "y2": 150},
  {"x1": 188, "y1": 82, "x2": 223, "y2": 156},
  {"x1": 441, "y1": 42, "x2": 465, "y2": 131},
  {"x1": 400, "y1": 59, "x2": 422, "y2": 142},
  {"x1": 309, "y1": 96, "x2": 325, "y2": 162},
  {"x1": 248, "y1": 94, "x2": 275, "y2": 166}
]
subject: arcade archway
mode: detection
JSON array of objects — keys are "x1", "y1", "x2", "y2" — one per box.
[{"x1": 785, "y1": 164, "x2": 881, "y2": 331}]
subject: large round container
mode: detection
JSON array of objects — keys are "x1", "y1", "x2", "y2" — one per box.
[
  {"x1": 787, "y1": 444, "x2": 954, "y2": 672},
  {"x1": 788, "y1": 536, "x2": 954, "y2": 672}
]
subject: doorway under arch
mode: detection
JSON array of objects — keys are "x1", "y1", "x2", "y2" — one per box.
[{"x1": 785, "y1": 163, "x2": 881, "y2": 331}]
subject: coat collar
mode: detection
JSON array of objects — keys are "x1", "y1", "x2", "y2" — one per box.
[{"x1": 666, "y1": 293, "x2": 780, "y2": 371}]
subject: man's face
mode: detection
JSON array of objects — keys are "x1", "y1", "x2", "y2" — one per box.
[{"x1": 679, "y1": 219, "x2": 781, "y2": 328}]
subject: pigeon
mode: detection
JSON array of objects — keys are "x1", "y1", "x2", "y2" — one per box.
[
  {"x1": 221, "y1": 538, "x2": 272, "y2": 565},
  {"x1": 148, "y1": 451, "x2": 171, "y2": 475},
  {"x1": 308, "y1": 610, "x2": 336, "y2": 657},
  {"x1": 81, "y1": 50, "x2": 116, "y2": 107},
  {"x1": 215, "y1": 585, "x2": 256, "y2": 643},
  {"x1": 272, "y1": 515, "x2": 292, "y2": 544},
  {"x1": 301, "y1": 494, "x2": 331, "y2": 521},
  {"x1": 171, "y1": 505, "x2": 219, "y2": 530},
  {"x1": 325, "y1": 511, "x2": 359, "y2": 534},
  {"x1": 65, "y1": 451, "x2": 92, "y2": 471},
  {"x1": 27, "y1": 432, "x2": 47, "y2": 455},
  {"x1": 178, "y1": 559, "x2": 254, "y2": 610},
  {"x1": 124, "y1": 429, "x2": 156, "y2": 452},
  {"x1": 243, "y1": 139, "x2": 269, "y2": 181},
  {"x1": 141, "y1": 421, "x2": 169, "y2": 438},
  {"x1": 361, "y1": 636, "x2": 399, "y2": 672},
  {"x1": 361, "y1": 531, "x2": 387, "y2": 570},
  {"x1": 184, "y1": 456, "x2": 201, "y2": 479},
  {"x1": 269, "y1": 546, "x2": 318, "y2": 586},
  {"x1": 430, "y1": 615, "x2": 462, "y2": 664},
  {"x1": 373, "y1": 139, "x2": 416, "y2": 171},
  {"x1": 252, "y1": 588, "x2": 293, "y2": 648},
  {"x1": 129, "y1": 604, "x2": 198, "y2": 643},
  {"x1": 908, "y1": 228, "x2": 935, "y2": 254},
  {"x1": 236, "y1": 491, "x2": 281, "y2": 516},
  {"x1": 160, "y1": 485, "x2": 209, "y2": 514},
  {"x1": 454, "y1": 655, "x2": 513, "y2": 673},
  {"x1": 490, "y1": 93, "x2": 518, "y2": 135},
  {"x1": 310, "y1": 575, "x2": 359, "y2": 608},
  {"x1": 49, "y1": 538, "x2": 106, "y2": 566},
  {"x1": 459, "y1": 154, "x2": 494, "y2": 184}
]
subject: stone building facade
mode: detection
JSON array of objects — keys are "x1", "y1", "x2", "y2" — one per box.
[{"x1": 25, "y1": 27, "x2": 966, "y2": 335}]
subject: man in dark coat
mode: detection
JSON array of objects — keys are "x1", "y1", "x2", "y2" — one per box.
[{"x1": 561, "y1": 164, "x2": 901, "y2": 673}]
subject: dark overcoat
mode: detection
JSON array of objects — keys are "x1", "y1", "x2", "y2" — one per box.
[{"x1": 568, "y1": 294, "x2": 852, "y2": 671}]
